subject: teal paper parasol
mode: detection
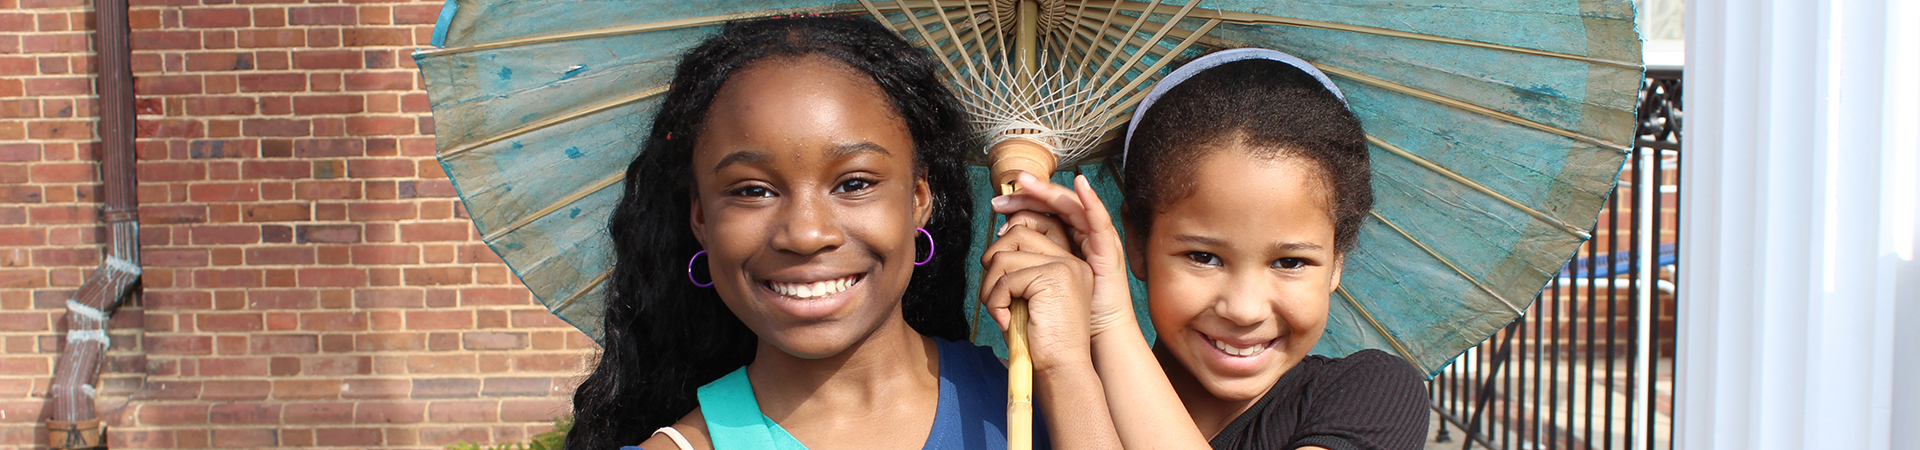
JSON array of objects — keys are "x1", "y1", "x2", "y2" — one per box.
[{"x1": 413, "y1": 0, "x2": 1642, "y2": 378}]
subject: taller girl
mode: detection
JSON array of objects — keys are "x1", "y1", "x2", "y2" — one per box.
[{"x1": 567, "y1": 16, "x2": 1113, "y2": 450}]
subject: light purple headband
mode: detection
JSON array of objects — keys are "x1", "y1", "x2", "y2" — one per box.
[{"x1": 1122, "y1": 48, "x2": 1347, "y2": 167}]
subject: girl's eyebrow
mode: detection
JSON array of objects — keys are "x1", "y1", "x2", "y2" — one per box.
[
  {"x1": 712, "y1": 150, "x2": 769, "y2": 172},
  {"x1": 826, "y1": 141, "x2": 891, "y2": 160},
  {"x1": 710, "y1": 142, "x2": 890, "y2": 173},
  {"x1": 1175, "y1": 234, "x2": 1324, "y2": 252},
  {"x1": 1173, "y1": 234, "x2": 1226, "y2": 246},
  {"x1": 1271, "y1": 241, "x2": 1324, "y2": 252}
]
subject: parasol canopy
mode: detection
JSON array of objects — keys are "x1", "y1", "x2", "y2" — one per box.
[{"x1": 414, "y1": 0, "x2": 1642, "y2": 378}]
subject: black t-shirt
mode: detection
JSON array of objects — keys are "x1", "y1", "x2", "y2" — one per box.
[{"x1": 1207, "y1": 349, "x2": 1429, "y2": 450}]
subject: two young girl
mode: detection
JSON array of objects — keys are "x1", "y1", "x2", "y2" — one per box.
[{"x1": 570, "y1": 14, "x2": 1424, "y2": 450}]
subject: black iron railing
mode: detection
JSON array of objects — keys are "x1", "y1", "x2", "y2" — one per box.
[{"x1": 1429, "y1": 68, "x2": 1682, "y2": 450}]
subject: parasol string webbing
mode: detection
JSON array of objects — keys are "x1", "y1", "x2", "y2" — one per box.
[
  {"x1": 874, "y1": 1, "x2": 1194, "y2": 162},
  {"x1": 1366, "y1": 211, "x2": 1523, "y2": 316},
  {"x1": 885, "y1": 0, "x2": 1222, "y2": 162},
  {"x1": 1366, "y1": 135, "x2": 1595, "y2": 240}
]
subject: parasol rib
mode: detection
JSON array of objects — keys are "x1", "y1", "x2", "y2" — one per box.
[
  {"x1": 1042, "y1": 1, "x2": 1085, "y2": 59},
  {"x1": 1062, "y1": 13, "x2": 1231, "y2": 143},
  {"x1": 437, "y1": 85, "x2": 670, "y2": 159},
  {"x1": 956, "y1": 0, "x2": 1006, "y2": 95},
  {"x1": 1064, "y1": 0, "x2": 1126, "y2": 86},
  {"x1": 1087, "y1": 0, "x2": 1639, "y2": 70},
  {"x1": 865, "y1": 2, "x2": 1023, "y2": 112},
  {"x1": 1061, "y1": 8, "x2": 1211, "y2": 72},
  {"x1": 925, "y1": 0, "x2": 989, "y2": 86},
  {"x1": 862, "y1": 0, "x2": 970, "y2": 90},
  {"x1": 1316, "y1": 65, "x2": 1632, "y2": 153},
  {"x1": 551, "y1": 268, "x2": 613, "y2": 316},
  {"x1": 1059, "y1": 0, "x2": 1178, "y2": 126},
  {"x1": 893, "y1": 13, "x2": 1005, "y2": 89},
  {"x1": 1365, "y1": 135, "x2": 1594, "y2": 240},
  {"x1": 1073, "y1": 3, "x2": 1211, "y2": 126},
  {"x1": 482, "y1": 172, "x2": 624, "y2": 243},
  {"x1": 1366, "y1": 211, "x2": 1523, "y2": 316},
  {"x1": 1335, "y1": 286, "x2": 1431, "y2": 375},
  {"x1": 1070, "y1": 17, "x2": 1220, "y2": 124}
]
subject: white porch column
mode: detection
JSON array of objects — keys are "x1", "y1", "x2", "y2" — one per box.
[{"x1": 1678, "y1": 0, "x2": 1918, "y2": 449}]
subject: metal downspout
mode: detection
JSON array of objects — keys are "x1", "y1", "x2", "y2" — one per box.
[{"x1": 45, "y1": 0, "x2": 140, "y2": 445}]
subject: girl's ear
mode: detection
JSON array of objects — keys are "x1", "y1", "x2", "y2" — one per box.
[
  {"x1": 1328, "y1": 253, "x2": 1344, "y2": 291},
  {"x1": 913, "y1": 177, "x2": 933, "y2": 228},
  {"x1": 688, "y1": 192, "x2": 709, "y2": 248}
]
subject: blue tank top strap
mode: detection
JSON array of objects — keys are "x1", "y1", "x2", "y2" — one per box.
[{"x1": 696, "y1": 368, "x2": 809, "y2": 450}]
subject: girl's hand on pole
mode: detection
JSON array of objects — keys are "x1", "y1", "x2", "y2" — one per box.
[
  {"x1": 993, "y1": 174, "x2": 1209, "y2": 450},
  {"x1": 990, "y1": 173, "x2": 1136, "y2": 339},
  {"x1": 980, "y1": 209, "x2": 1093, "y2": 374}
]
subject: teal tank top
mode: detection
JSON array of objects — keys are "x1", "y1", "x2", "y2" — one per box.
[{"x1": 681, "y1": 338, "x2": 1046, "y2": 450}]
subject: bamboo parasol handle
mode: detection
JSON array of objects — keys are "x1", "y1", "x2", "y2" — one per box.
[
  {"x1": 998, "y1": 2, "x2": 1049, "y2": 449},
  {"x1": 988, "y1": 136, "x2": 1055, "y2": 450}
]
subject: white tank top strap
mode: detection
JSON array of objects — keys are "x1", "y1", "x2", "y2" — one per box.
[{"x1": 651, "y1": 426, "x2": 695, "y2": 450}]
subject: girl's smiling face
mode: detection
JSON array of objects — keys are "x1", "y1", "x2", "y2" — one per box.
[
  {"x1": 688, "y1": 55, "x2": 931, "y2": 359},
  {"x1": 1136, "y1": 146, "x2": 1342, "y2": 403}
]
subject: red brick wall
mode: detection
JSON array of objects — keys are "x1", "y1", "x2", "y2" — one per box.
[{"x1": 1, "y1": 0, "x2": 595, "y2": 447}]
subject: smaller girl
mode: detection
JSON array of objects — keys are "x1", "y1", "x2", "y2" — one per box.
[{"x1": 983, "y1": 48, "x2": 1430, "y2": 450}]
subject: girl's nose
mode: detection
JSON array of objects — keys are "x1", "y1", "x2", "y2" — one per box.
[
  {"x1": 1213, "y1": 272, "x2": 1276, "y2": 327},
  {"x1": 772, "y1": 193, "x2": 844, "y2": 255}
]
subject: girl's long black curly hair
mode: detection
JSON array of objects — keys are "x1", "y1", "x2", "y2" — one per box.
[{"x1": 566, "y1": 16, "x2": 976, "y2": 450}]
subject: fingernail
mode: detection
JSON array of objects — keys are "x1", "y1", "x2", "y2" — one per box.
[
  {"x1": 991, "y1": 196, "x2": 1008, "y2": 208},
  {"x1": 996, "y1": 221, "x2": 1012, "y2": 236}
]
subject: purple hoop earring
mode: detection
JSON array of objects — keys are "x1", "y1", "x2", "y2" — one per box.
[
  {"x1": 687, "y1": 250, "x2": 714, "y2": 287},
  {"x1": 914, "y1": 228, "x2": 934, "y2": 266}
]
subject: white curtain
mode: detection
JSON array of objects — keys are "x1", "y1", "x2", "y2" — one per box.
[{"x1": 1678, "y1": 0, "x2": 1919, "y2": 449}]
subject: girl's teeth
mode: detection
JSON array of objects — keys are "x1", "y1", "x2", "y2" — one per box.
[
  {"x1": 1213, "y1": 338, "x2": 1264, "y2": 357},
  {"x1": 771, "y1": 275, "x2": 859, "y2": 299}
]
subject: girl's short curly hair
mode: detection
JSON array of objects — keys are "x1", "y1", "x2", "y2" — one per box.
[{"x1": 1121, "y1": 58, "x2": 1372, "y2": 255}]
